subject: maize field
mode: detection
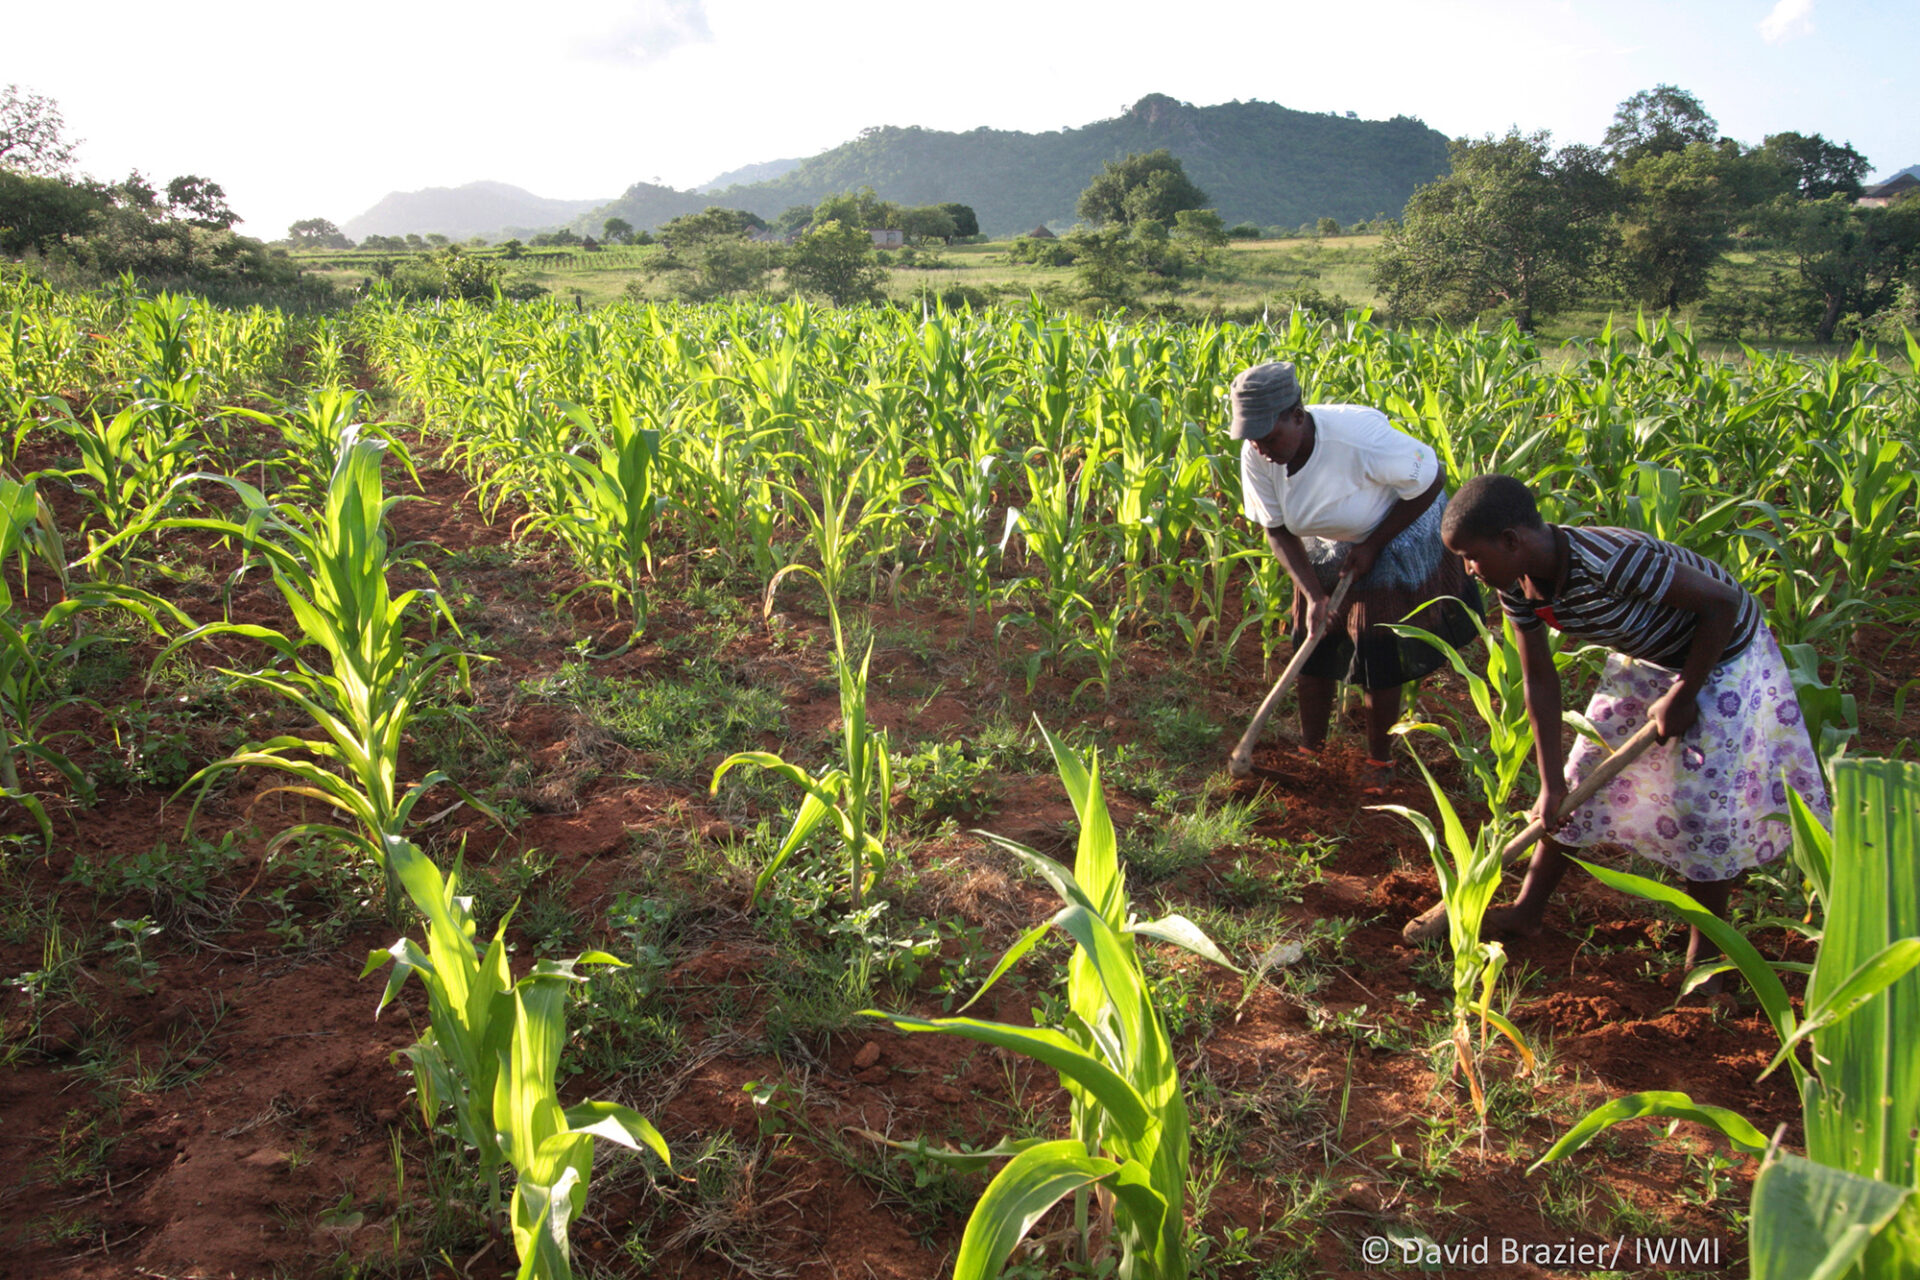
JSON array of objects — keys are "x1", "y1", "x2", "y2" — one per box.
[{"x1": 2, "y1": 270, "x2": 1919, "y2": 1279}]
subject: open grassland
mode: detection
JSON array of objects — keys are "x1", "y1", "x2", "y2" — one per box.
[{"x1": 1, "y1": 279, "x2": 1917, "y2": 1278}]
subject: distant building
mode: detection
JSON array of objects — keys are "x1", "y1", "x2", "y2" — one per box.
[
  {"x1": 1027, "y1": 225, "x2": 1057, "y2": 239},
  {"x1": 869, "y1": 228, "x2": 904, "y2": 249},
  {"x1": 1857, "y1": 174, "x2": 1920, "y2": 207}
]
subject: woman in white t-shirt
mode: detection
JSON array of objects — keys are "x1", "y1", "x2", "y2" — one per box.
[{"x1": 1229, "y1": 361, "x2": 1482, "y2": 786}]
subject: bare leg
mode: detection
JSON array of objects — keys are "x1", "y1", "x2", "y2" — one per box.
[
  {"x1": 1683, "y1": 873, "x2": 1741, "y2": 971},
  {"x1": 1298, "y1": 675, "x2": 1336, "y2": 751},
  {"x1": 1364, "y1": 684, "x2": 1402, "y2": 762}
]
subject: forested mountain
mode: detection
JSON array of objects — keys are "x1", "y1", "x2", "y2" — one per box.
[
  {"x1": 577, "y1": 94, "x2": 1451, "y2": 236},
  {"x1": 699, "y1": 158, "x2": 804, "y2": 191},
  {"x1": 342, "y1": 181, "x2": 606, "y2": 240}
]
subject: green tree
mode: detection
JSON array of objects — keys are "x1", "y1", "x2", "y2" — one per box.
[
  {"x1": 0, "y1": 84, "x2": 77, "y2": 177},
  {"x1": 1762, "y1": 196, "x2": 1920, "y2": 342},
  {"x1": 1065, "y1": 224, "x2": 1144, "y2": 308},
  {"x1": 812, "y1": 188, "x2": 896, "y2": 231},
  {"x1": 1076, "y1": 150, "x2": 1208, "y2": 229},
  {"x1": 1372, "y1": 130, "x2": 1618, "y2": 330},
  {"x1": 773, "y1": 204, "x2": 814, "y2": 237},
  {"x1": 1615, "y1": 141, "x2": 1742, "y2": 311},
  {"x1": 784, "y1": 219, "x2": 887, "y2": 305},
  {"x1": 643, "y1": 206, "x2": 777, "y2": 301},
  {"x1": 287, "y1": 217, "x2": 351, "y2": 248},
  {"x1": 0, "y1": 169, "x2": 108, "y2": 254},
  {"x1": 1603, "y1": 84, "x2": 1718, "y2": 166},
  {"x1": 501, "y1": 238, "x2": 525, "y2": 259},
  {"x1": 898, "y1": 204, "x2": 957, "y2": 243},
  {"x1": 1760, "y1": 132, "x2": 1872, "y2": 201},
  {"x1": 602, "y1": 217, "x2": 635, "y2": 245},
  {"x1": 937, "y1": 202, "x2": 979, "y2": 238},
  {"x1": 164, "y1": 175, "x2": 236, "y2": 230}
]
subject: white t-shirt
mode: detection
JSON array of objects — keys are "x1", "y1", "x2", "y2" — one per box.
[{"x1": 1240, "y1": 404, "x2": 1438, "y2": 543}]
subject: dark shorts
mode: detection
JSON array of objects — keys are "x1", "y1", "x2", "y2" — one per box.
[{"x1": 1291, "y1": 586, "x2": 1485, "y2": 689}]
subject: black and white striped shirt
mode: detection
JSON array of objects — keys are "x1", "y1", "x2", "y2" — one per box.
[{"x1": 1498, "y1": 527, "x2": 1762, "y2": 670}]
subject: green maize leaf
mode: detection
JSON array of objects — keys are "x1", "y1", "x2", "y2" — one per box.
[
  {"x1": 1803, "y1": 759, "x2": 1920, "y2": 1188},
  {"x1": 1128, "y1": 913, "x2": 1242, "y2": 974},
  {"x1": 869, "y1": 1012, "x2": 1156, "y2": 1141},
  {"x1": 1763, "y1": 939, "x2": 1920, "y2": 1080},
  {"x1": 1751, "y1": 1151, "x2": 1919, "y2": 1280},
  {"x1": 509, "y1": 1164, "x2": 583, "y2": 1280},
  {"x1": 957, "y1": 917, "x2": 1059, "y2": 1014},
  {"x1": 1049, "y1": 904, "x2": 1149, "y2": 1061},
  {"x1": 496, "y1": 982, "x2": 569, "y2": 1181},
  {"x1": 561, "y1": 1101, "x2": 670, "y2": 1167},
  {"x1": 1036, "y1": 720, "x2": 1125, "y2": 927},
  {"x1": 364, "y1": 937, "x2": 435, "y2": 1016},
  {"x1": 1787, "y1": 784, "x2": 1834, "y2": 908},
  {"x1": 846, "y1": 1128, "x2": 1053, "y2": 1174},
  {"x1": 1570, "y1": 858, "x2": 1802, "y2": 1070},
  {"x1": 973, "y1": 833, "x2": 1098, "y2": 917},
  {"x1": 1529, "y1": 1090, "x2": 1768, "y2": 1172},
  {"x1": 951, "y1": 1139, "x2": 1118, "y2": 1280}
]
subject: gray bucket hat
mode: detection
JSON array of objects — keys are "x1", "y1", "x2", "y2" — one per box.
[{"x1": 1228, "y1": 362, "x2": 1303, "y2": 440}]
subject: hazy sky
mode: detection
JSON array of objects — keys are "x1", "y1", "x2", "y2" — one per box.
[{"x1": 5, "y1": 0, "x2": 1914, "y2": 238}]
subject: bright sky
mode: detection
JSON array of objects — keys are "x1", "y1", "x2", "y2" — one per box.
[{"x1": 5, "y1": 0, "x2": 1914, "y2": 239}]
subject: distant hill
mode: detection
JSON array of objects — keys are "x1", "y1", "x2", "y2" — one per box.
[
  {"x1": 700, "y1": 158, "x2": 803, "y2": 192},
  {"x1": 577, "y1": 94, "x2": 1452, "y2": 238},
  {"x1": 343, "y1": 181, "x2": 608, "y2": 241}
]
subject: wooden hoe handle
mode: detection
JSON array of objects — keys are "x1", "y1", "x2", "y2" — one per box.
[
  {"x1": 1400, "y1": 718, "x2": 1664, "y2": 942},
  {"x1": 1227, "y1": 572, "x2": 1355, "y2": 778}
]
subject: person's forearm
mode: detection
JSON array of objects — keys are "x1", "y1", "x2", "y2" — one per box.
[
  {"x1": 1673, "y1": 600, "x2": 1738, "y2": 699},
  {"x1": 1516, "y1": 623, "x2": 1564, "y2": 794},
  {"x1": 1661, "y1": 567, "x2": 1742, "y2": 700},
  {"x1": 1358, "y1": 467, "x2": 1445, "y2": 557},
  {"x1": 1265, "y1": 525, "x2": 1323, "y2": 598}
]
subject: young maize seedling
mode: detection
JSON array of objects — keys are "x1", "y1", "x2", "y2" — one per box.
[
  {"x1": 0, "y1": 476, "x2": 184, "y2": 845},
  {"x1": 158, "y1": 431, "x2": 491, "y2": 915},
  {"x1": 714, "y1": 566, "x2": 889, "y2": 911},
  {"x1": 364, "y1": 838, "x2": 668, "y2": 1276},
  {"x1": 863, "y1": 721, "x2": 1238, "y2": 1280},
  {"x1": 1373, "y1": 756, "x2": 1535, "y2": 1121},
  {"x1": 510, "y1": 398, "x2": 661, "y2": 651}
]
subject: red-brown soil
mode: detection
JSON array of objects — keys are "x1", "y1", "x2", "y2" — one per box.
[{"x1": 0, "y1": 427, "x2": 1885, "y2": 1280}]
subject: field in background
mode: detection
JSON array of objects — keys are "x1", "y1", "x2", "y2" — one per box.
[{"x1": 2, "y1": 282, "x2": 1916, "y2": 1278}]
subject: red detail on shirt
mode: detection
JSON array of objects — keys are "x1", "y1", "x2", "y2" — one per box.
[{"x1": 1535, "y1": 605, "x2": 1560, "y2": 630}]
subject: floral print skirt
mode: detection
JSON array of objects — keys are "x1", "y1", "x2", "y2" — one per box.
[{"x1": 1557, "y1": 629, "x2": 1830, "y2": 882}]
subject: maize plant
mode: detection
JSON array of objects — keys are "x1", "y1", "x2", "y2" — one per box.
[
  {"x1": 1532, "y1": 759, "x2": 1920, "y2": 1280},
  {"x1": 54, "y1": 400, "x2": 203, "y2": 575},
  {"x1": 224, "y1": 388, "x2": 414, "y2": 502},
  {"x1": 1374, "y1": 756, "x2": 1536, "y2": 1121},
  {"x1": 161, "y1": 431, "x2": 487, "y2": 913},
  {"x1": 0, "y1": 476, "x2": 183, "y2": 846},
  {"x1": 1386, "y1": 607, "x2": 1560, "y2": 816},
  {"x1": 509, "y1": 398, "x2": 661, "y2": 647},
  {"x1": 864, "y1": 722, "x2": 1237, "y2": 1280},
  {"x1": 364, "y1": 838, "x2": 668, "y2": 1278},
  {"x1": 712, "y1": 568, "x2": 891, "y2": 912}
]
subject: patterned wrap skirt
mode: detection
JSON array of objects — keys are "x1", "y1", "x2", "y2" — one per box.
[
  {"x1": 1556, "y1": 628, "x2": 1830, "y2": 881},
  {"x1": 1290, "y1": 493, "x2": 1485, "y2": 690}
]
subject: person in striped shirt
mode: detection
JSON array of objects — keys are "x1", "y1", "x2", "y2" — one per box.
[{"x1": 1436, "y1": 474, "x2": 1828, "y2": 984}]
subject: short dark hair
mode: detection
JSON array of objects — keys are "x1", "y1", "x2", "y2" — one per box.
[{"x1": 1443, "y1": 474, "x2": 1545, "y2": 542}]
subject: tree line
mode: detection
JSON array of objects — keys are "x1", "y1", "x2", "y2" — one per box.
[{"x1": 1373, "y1": 85, "x2": 1917, "y2": 342}]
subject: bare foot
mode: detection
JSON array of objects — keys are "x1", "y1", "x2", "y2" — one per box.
[
  {"x1": 1481, "y1": 906, "x2": 1545, "y2": 941},
  {"x1": 1361, "y1": 758, "x2": 1395, "y2": 797}
]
